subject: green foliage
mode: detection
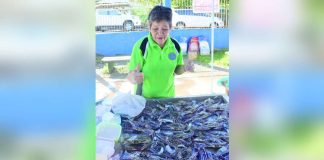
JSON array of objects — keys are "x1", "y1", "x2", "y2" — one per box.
[
  {"x1": 130, "y1": 0, "x2": 162, "y2": 26},
  {"x1": 96, "y1": 55, "x2": 103, "y2": 63},
  {"x1": 102, "y1": 63, "x2": 109, "y2": 75},
  {"x1": 132, "y1": 0, "x2": 162, "y2": 6},
  {"x1": 131, "y1": 7, "x2": 151, "y2": 26},
  {"x1": 172, "y1": 0, "x2": 192, "y2": 8},
  {"x1": 172, "y1": 0, "x2": 229, "y2": 9},
  {"x1": 195, "y1": 49, "x2": 229, "y2": 68},
  {"x1": 114, "y1": 65, "x2": 129, "y2": 74}
]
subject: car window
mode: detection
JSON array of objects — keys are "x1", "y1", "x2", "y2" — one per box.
[
  {"x1": 97, "y1": 9, "x2": 121, "y2": 16},
  {"x1": 175, "y1": 9, "x2": 209, "y2": 17},
  {"x1": 97, "y1": 10, "x2": 108, "y2": 15},
  {"x1": 108, "y1": 10, "x2": 121, "y2": 16},
  {"x1": 172, "y1": 11, "x2": 179, "y2": 16}
]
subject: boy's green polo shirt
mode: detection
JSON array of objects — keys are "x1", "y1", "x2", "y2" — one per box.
[{"x1": 129, "y1": 34, "x2": 184, "y2": 98}]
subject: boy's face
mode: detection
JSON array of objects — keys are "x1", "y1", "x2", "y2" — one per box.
[{"x1": 149, "y1": 20, "x2": 171, "y2": 48}]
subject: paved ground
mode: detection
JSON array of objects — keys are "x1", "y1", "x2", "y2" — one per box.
[{"x1": 96, "y1": 63, "x2": 229, "y2": 101}]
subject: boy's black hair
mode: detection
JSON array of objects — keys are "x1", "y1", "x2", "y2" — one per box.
[{"x1": 148, "y1": 5, "x2": 172, "y2": 26}]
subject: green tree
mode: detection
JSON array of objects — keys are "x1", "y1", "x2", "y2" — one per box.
[
  {"x1": 130, "y1": 0, "x2": 163, "y2": 26},
  {"x1": 171, "y1": 0, "x2": 229, "y2": 9},
  {"x1": 172, "y1": 0, "x2": 192, "y2": 9},
  {"x1": 132, "y1": 0, "x2": 162, "y2": 6}
]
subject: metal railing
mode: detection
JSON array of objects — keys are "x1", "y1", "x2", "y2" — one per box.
[{"x1": 95, "y1": 0, "x2": 229, "y2": 32}]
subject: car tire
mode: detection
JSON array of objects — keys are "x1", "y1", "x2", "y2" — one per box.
[
  {"x1": 215, "y1": 22, "x2": 219, "y2": 28},
  {"x1": 176, "y1": 22, "x2": 185, "y2": 29},
  {"x1": 96, "y1": 26, "x2": 103, "y2": 32},
  {"x1": 210, "y1": 22, "x2": 219, "y2": 28},
  {"x1": 123, "y1": 21, "x2": 134, "y2": 31}
]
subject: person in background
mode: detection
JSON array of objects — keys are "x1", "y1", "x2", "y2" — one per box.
[{"x1": 127, "y1": 5, "x2": 194, "y2": 98}]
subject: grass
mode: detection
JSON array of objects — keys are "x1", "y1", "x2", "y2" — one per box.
[
  {"x1": 96, "y1": 55, "x2": 103, "y2": 63},
  {"x1": 194, "y1": 50, "x2": 229, "y2": 68},
  {"x1": 101, "y1": 63, "x2": 109, "y2": 75}
]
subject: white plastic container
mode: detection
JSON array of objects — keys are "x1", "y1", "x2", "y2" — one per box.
[
  {"x1": 199, "y1": 40, "x2": 210, "y2": 55},
  {"x1": 198, "y1": 36, "x2": 210, "y2": 55}
]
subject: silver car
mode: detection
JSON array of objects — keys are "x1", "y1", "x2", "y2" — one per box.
[
  {"x1": 172, "y1": 9, "x2": 224, "y2": 29},
  {"x1": 96, "y1": 9, "x2": 141, "y2": 31}
]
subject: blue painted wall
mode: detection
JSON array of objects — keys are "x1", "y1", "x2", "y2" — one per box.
[{"x1": 96, "y1": 28, "x2": 229, "y2": 56}]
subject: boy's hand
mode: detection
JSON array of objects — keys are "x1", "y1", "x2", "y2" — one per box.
[
  {"x1": 128, "y1": 64, "x2": 144, "y2": 84},
  {"x1": 184, "y1": 59, "x2": 194, "y2": 72}
]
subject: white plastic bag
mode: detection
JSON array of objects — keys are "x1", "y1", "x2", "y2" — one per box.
[
  {"x1": 96, "y1": 139, "x2": 115, "y2": 160},
  {"x1": 96, "y1": 121, "x2": 122, "y2": 141},
  {"x1": 111, "y1": 92, "x2": 146, "y2": 117},
  {"x1": 102, "y1": 112, "x2": 121, "y2": 124},
  {"x1": 96, "y1": 104, "x2": 111, "y2": 118}
]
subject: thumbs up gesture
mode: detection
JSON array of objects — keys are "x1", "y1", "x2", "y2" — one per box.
[
  {"x1": 128, "y1": 64, "x2": 144, "y2": 84},
  {"x1": 134, "y1": 64, "x2": 141, "y2": 72}
]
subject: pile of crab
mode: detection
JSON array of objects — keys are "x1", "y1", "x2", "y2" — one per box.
[{"x1": 118, "y1": 96, "x2": 229, "y2": 160}]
